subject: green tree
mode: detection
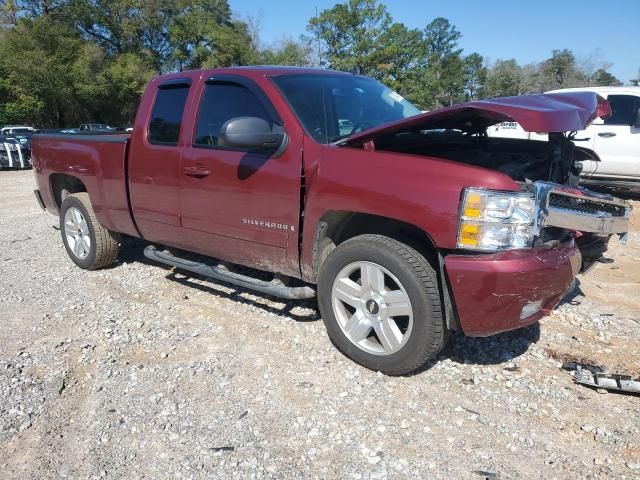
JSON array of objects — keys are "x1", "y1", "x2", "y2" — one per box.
[
  {"x1": 0, "y1": 12, "x2": 154, "y2": 127},
  {"x1": 541, "y1": 48, "x2": 577, "y2": 89},
  {"x1": 0, "y1": 59, "x2": 44, "y2": 125},
  {"x1": 485, "y1": 59, "x2": 525, "y2": 97},
  {"x1": 378, "y1": 23, "x2": 425, "y2": 92},
  {"x1": 0, "y1": 15, "x2": 84, "y2": 126},
  {"x1": 592, "y1": 69, "x2": 621, "y2": 86},
  {"x1": 463, "y1": 53, "x2": 486, "y2": 100},
  {"x1": 259, "y1": 38, "x2": 312, "y2": 66},
  {"x1": 169, "y1": 1, "x2": 257, "y2": 71},
  {"x1": 422, "y1": 17, "x2": 464, "y2": 106},
  {"x1": 307, "y1": 0, "x2": 393, "y2": 77},
  {"x1": 71, "y1": 0, "x2": 256, "y2": 73}
]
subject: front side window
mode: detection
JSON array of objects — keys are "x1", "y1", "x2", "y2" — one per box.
[
  {"x1": 271, "y1": 74, "x2": 420, "y2": 143},
  {"x1": 194, "y1": 82, "x2": 273, "y2": 147},
  {"x1": 148, "y1": 85, "x2": 190, "y2": 145},
  {"x1": 604, "y1": 95, "x2": 639, "y2": 126}
]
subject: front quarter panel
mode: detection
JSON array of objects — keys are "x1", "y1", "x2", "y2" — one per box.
[{"x1": 300, "y1": 143, "x2": 520, "y2": 281}]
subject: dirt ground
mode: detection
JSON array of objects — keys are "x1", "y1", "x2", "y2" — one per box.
[{"x1": 0, "y1": 170, "x2": 639, "y2": 480}]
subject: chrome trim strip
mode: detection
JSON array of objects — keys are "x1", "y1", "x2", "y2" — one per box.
[
  {"x1": 546, "y1": 207, "x2": 629, "y2": 234},
  {"x1": 533, "y1": 181, "x2": 630, "y2": 237}
]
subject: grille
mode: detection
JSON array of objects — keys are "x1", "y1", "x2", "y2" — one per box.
[{"x1": 548, "y1": 193, "x2": 627, "y2": 217}]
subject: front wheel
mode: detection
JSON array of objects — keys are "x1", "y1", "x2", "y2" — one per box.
[
  {"x1": 60, "y1": 192, "x2": 119, "y2": 270},
  {"x1": 318, "y1": 234, "x2": 447, "y2": 375}
]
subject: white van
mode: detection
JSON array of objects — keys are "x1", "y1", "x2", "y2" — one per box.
[{"x1": 488, "y1": 87, "x2": 640, "y2": 191}]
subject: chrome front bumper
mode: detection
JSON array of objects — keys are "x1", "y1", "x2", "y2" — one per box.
[{"x1": 532, "y1": 181, "x2": 631, "y2": 237}]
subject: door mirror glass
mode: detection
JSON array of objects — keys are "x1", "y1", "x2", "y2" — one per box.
[{"x1": 219, "y1": 116, "x2": 284, "y2": 152}]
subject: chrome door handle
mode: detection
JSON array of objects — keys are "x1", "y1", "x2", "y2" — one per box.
[
  {"x1": 183, "y1": 165, "x2": 210, "y2": 178},
  {"x1": 598, "y1": 132, "x2": 617, "y2": 138}
]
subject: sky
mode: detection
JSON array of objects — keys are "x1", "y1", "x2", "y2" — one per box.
[{"x1": 230, "y1": 0, "x2": 640, "y2": 85}]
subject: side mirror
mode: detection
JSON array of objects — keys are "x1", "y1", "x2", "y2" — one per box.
[
  {"x1": 634, "y1": 107, "x2": 640, "y2": 128},
  {"x1": 219, "y1": 116, "x2": 284, "y2": 152}
]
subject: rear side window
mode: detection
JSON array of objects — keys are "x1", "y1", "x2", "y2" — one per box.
[
  {"x1": 194, "y1": 83, "x2": 273, "y2": 147},
  {"x1": 604, "y1": 95, "x2": 639, "y2": 126},
  {"x1": 148, "y1": 85, "x2": 190, "y2": 145}
]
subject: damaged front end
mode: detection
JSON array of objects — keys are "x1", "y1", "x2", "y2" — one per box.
[
  {"x1": 339, "y1": 91, "x2": 631, "y2": 270},
  {"x1": 528, "y1": 180, "x2": 630, "y2": 271}
]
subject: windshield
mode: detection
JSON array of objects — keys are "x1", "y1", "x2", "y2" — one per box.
[{"x1": 271, "y1": 74, "x2": 420, "y2": 144}]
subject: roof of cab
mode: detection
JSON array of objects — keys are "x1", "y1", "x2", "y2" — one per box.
[{"x1": 151, "y1": 65, "x2": 356, "y2": 84}]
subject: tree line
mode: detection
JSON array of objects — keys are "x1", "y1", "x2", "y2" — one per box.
[{"x1": 0, "y1": 0, "x2": 630, "y2": 128}]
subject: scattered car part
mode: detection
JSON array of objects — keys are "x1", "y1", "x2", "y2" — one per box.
[
  {"x1": 563, "y1": 362, "x2": 640, "y2": 395},
  {"x1": 575, "y1": 366, "x2": 640, "y2": 394}
]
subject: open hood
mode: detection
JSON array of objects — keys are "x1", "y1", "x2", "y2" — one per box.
[{"x1": 339, "y1": 91, "x2": 611, "y2": 147}]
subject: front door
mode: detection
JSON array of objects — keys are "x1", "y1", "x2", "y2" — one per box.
[{"x1": 178, "y1": 77, "x2": 302, "y2": 276}]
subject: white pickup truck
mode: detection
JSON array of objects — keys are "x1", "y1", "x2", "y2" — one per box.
[{"x1": 488, "y1": 86, "x2": 640, "y2": 192}]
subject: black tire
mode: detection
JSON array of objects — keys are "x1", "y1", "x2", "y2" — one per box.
[
  {"x1": 318, "y1": 234, "x2": 446, "y2": 375},
  {"x1": 59, "y1": 192, "x2": 119, "y2": 270}
]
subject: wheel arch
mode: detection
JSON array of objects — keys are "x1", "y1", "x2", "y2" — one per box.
[
  {"x1": 312, "y1": 211, "x2": 438, "y2": 276},
  {"x1": 49, "y1": 173, "x2": 88, "y2": 210},
  {"x1": 311, "y1": 210, "x2": 460, "y2": 331}
]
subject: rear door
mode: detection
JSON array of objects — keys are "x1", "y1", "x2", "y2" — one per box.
[
  {"x1": 128, "y1": 78, "x2": 192, "y2": 240},
  {"x1": 590, "y1": 94, "x2": 640, "y2": 178},
  {"x1": 178, "y1": 75, "x2": 302, "y2": 276}
]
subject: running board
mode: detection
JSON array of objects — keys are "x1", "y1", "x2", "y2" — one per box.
[{"x1": 144, "y1": 246, "x2": 316, "y2": 300}]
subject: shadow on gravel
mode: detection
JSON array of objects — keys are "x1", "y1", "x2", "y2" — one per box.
[
  {"x1": 112, "y1": 238, "x2": 544, "y2": 369},
  {"x1": 104, "y1": 238, "x2": 320, "y2": 321},
  {"x1": 164, "y1": 272, "x2": 320, "y2": 322},
  {"x1": 108, "y1": 237, "x2": 158, "y2": 268},
  {"x1": 559, "y1": 279, "x2": 585, "y2": 307},
  {"x1": 442, "y1": 323, "x2": 541, "y2": 366},
  {"x1": 407, "y1": 323, "x2": 542, "y2": 376}
]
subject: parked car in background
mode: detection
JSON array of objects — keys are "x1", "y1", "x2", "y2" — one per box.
[
  {"x1": 79, "y1": 123, "x2": 115, "y2": 132},
  {"x1": 488, "y1": 86, "x2": 640, "y2": 192},
  {"x1": 32, "y1": 67, "x2": 630, "y2": 375},
  {"x1": 0, "y1": 125, "x2": 34, "y2": 136},
  {"x1": 0, "y1": 136, "x2": 31, "y2": 169}
]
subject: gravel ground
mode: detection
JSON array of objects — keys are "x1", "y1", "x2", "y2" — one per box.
[{"x1": 1, "y1": 170, "x2": 639, "y2": 480}]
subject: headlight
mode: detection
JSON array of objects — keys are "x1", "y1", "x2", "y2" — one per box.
[{"x1": 457, "y1": 188, "x2": 535, "y2": 251}]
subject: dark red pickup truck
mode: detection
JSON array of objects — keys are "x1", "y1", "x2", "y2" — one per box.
[{"x1": 32, "y1": 67, "x2": 630, "y2": 374}]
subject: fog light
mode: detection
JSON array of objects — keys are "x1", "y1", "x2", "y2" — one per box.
[{"x1": 520, "y1": 299, "x2": 543, "y2": 320}]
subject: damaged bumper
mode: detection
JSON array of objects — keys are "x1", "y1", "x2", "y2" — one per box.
[
  {"x1": 444, "y1": 183, "x2": 629, "y2": 337},
  {"x1": 445, "y1": 239, "x2": 581, "y2": 336}
]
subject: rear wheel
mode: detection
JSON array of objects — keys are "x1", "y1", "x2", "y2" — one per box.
[
  {"x1": 318, "y1": 234, "x2": 446, "y2": 375},
  {"x1": 60, "y1": 192, "x2": 119, "y2": 270}
]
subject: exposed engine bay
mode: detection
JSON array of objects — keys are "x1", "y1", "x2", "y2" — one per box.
[
  {"x1": 372, "y1": 129, "x2": 596, "y2": 186},
  {"x1": 369, "y1": 127, "x2": 629, "y2": 272}
]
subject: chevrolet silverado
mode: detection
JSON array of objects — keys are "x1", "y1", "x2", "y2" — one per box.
[{"x1": 32, "y1": 67, "x2": 630, "y2": 375}]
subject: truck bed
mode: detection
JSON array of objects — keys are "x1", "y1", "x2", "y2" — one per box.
[{"x1": 32, "y1": 133, "x2": 139, "y2": 237}]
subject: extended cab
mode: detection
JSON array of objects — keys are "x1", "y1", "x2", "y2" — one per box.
[
  {"x1": 489, "y1": 86, "x2": 640, "y2": 192},
  {"x1": 32, "y1": 67, "x2": 631, "y2": 375}
]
